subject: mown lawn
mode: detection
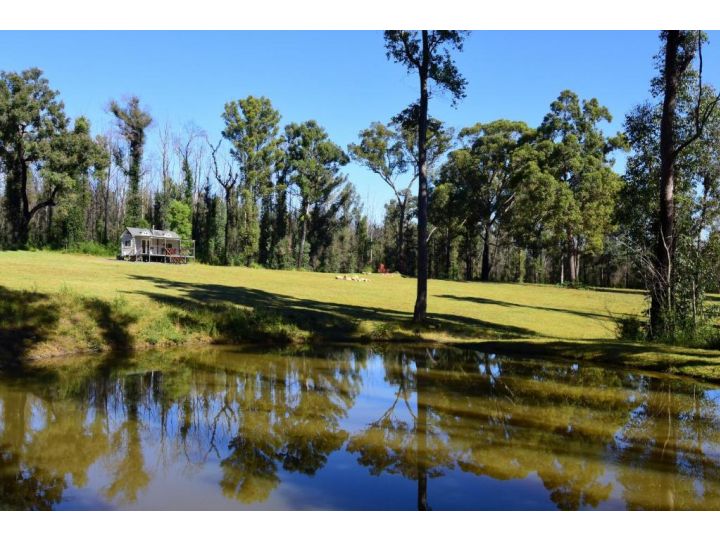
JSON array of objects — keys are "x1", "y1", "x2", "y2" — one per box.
[{"x1": 2, "y1": 250, "x2": 720, "y2": 381}]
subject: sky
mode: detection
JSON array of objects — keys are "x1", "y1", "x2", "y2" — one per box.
[{"x1": 2, "y1": 30, "x2": 720, "y2": 221}]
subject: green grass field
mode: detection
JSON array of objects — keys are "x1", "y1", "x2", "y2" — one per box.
[{"x1": 2, "y1": 250, "x2": 720, "y2": 380}]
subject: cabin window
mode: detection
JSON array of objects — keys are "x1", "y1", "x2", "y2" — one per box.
[{"x1": 124, "y1": 240, "x2": 131, "y2": 247}]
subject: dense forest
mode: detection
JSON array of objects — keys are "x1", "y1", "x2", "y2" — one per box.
[{"x1": 1, "y1": 31, "x2": 719, "y2": 342}]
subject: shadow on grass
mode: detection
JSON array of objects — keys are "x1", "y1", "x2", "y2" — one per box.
[
  {"x1": 0, "y1": 286, "x2": 59, "y2": 366},
  {"x1": 436, "y1": 294, "x2": 620, "y2": 323},
  {"x1": 459, "y1": 339, "x2": 720, "y2": 382},
  {"x1": 586, "y1": 286, "x2": 646, "y2": 296},
  {"x1": 125, "y1": 274, "x2": 540, "y2": 341},
  {"x1": 82, "y1": 299, "x2": 137, "y2": 354},
  {"x1": 0, "y1": 285, "x2": 138, "y2": 367}
]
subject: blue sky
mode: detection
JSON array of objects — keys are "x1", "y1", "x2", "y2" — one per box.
[{"x1": 2, "y1": 30, "x2": 719, "y2": 220}]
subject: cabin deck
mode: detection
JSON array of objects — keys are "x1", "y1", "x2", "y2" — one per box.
[{"x1": 119, "y1": 253, "x2": 193, "y2": 264}]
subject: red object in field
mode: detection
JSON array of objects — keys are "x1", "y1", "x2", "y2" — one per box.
[{"x1": 378, "y1": 263, "x2": 387, "y2": 274}]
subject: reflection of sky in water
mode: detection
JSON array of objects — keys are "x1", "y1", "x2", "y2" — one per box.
[{"x1": 2, "y1": 345, "x2": 720, "y2": 510}]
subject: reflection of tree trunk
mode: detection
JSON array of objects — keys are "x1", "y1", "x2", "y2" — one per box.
[
  {"x1": 642, "y1": 380, "x2": 678, "y2": 510},
  {"x1": 661, "y1": 384, "x2": 676, "y2": 510},
  {"x1": 416, "y1": 358, "x2": 429, "y2": 511},
  {"x1": 1, "y1": 392, "x2": 27, "y2": 450}
]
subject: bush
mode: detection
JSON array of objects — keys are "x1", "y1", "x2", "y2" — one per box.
[
  {"x1": 64, "y1": 241, "x2": 116, "y2": 257},
  {"x1": 616, "y1": 315, "x2": 647, "y2": 341},
  {"x1": 215, "y1": 305, "x2": 306, "y2": 343},
  {"x1": 618, "y1": 307, "x2": 720, "y2": 349}
]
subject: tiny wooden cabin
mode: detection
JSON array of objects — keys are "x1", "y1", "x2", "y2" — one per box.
[{"x1": 119, "y1": 227, "x2": 195, "y2": 263}]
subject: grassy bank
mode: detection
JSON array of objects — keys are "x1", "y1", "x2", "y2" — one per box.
[{"x1": 2, "y1": 251, "x2": 720, "y2": 380}]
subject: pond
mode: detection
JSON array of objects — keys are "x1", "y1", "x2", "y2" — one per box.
[{"x1": 1, "y1": 345, "x2": 720, "y2": 510}]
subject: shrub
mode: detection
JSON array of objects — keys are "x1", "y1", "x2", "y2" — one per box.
[
  {"x1": 616, "y1": 315, "x2": 646, "y2": 341},
  {"x1": 215, "y1": 305, "x2": 306, "y2": 343},
  {"x1": 64, "y1": 241, "x2": 116, "y2": 257}
]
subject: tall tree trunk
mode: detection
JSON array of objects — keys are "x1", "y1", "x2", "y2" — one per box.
[
  {"x1": 480, "y1": 221, "x2": 491, "y2": 282},
  {"x1": 18, "y1": 155, "x2": 31, "y2": 248},
  {"x1": 103, "y1": 174, "x2": 110, "y2": 245},
  {"x1": 690, "y1": 177, "x2": 711, "y2": 313},
  {"x1": 413, "y1": 30, "x2": 430, "y2": 323},
  {"x1": 258, "y1": 193, "x2": 273, "y2": 265},
  {"x1": 567, "y1": 234, "x2": 579, "y2": 283},
  {"x1": 223, "y1": 188, "x2": 234, "y2": 265},
  {"x1": 569, "y1": 253, "x2": 578, "y2": 283},
  {"x1": 297, "y1": 202, "x2": 308, "y2": 270},
  {"x1": 444, "y1": 227, "x2": 452, "y2": 278},
  {"x1": 464, "y1": 225, "x2": 473, "y2": 281},
  {"x1": 397, "y1": 200, "x2": 406, "y2": 274},
  {"x1": 271, "y1": 175, "x2": 288, "y2": 262},
  {"x1": 651, "y1": 31, "x2": 681, "y2": 337},
  {"x1": 47, "y1": 205, "x2": 54, "y2": 245}
]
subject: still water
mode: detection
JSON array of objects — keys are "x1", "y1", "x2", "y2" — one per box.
[{"x1": 1, "y1": 345, "x2": 720, "y2": 510}]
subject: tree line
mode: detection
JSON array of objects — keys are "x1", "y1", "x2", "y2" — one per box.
[{"x1": 1, "y1": 30, "x2": 719, "y2": 342}]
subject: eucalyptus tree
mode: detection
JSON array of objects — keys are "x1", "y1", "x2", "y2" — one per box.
[
  {"x1": 97, "y1": 132, "x2": 118, "y2": 244},
  {"x1": 222, "y1": 96, "x2": 283, "y2": 265},
  {"x1": 622, "y1": 85, "x2": 720, "y2": 337},
  {"x1": 109, "y1": 96, "x2": 152, "y2": 228},
  {"x1": 348, "y1": 122, "x2": 410, "y2": 272},
  {"x1": 649, "y1": 30, "x2": 720, "y2": 338},
  {"x1": 537, "y1": 90, "x2": 625, "y2": 283},
  {"x1": 0, "y1": 69, "x2": 108, "y2": 248},
  {"x1": 384, "y1": 30, "x2": 468, "y2": 322},
  {"x1": 0, "y1": 68, "x2": 67, "y2": 248},
  {"x1": 269, "y1": 149, "x2": 292, "y2": 268},
  {"x1": 508, "y1": 139, "x2": 572, "y2": 283},
  {"x1": 283, "y1": 120, "x2": 348, "y2": 269},
  {"x1": 48, "y1": 118, "x2": 110, "y2": 248},
  {"x1": 349, "y1": 113, "x2": 453, "y2": 276},
  {"x1": 176, "y1": 124, "x2": 204, "y2": 207},
  {"x1": 396, "y1": 109, "x2": 453, "y2": 271},
  {"x1": 308, "y1": 180, "x2": 360, "y2": 271},
  {"x1": 209, "y1": 139, "x2": 240, "y2": 265},
  {"x1": 442, "y1": 120, "x2": 532, "y2": 281},
  {"x1": 428, "y1": 178, "x2": 463, "y2": 279}
]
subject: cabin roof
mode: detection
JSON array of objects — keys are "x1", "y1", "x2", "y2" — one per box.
[{"x1": 124, "y1": 227, "x2": 181, "y2": 239}]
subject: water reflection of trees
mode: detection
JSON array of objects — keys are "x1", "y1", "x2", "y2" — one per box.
[
  {"x1": 347, "y1": 352, "x2": 452, "y2": 510},
  {"x1": 0, "y1": 348, "x2": 366, "y2": 508},
  {"x1": 613, "y1": 377, "x2": 720, "y2": 509},
  {"x1": 1, "y1": 346, "x2": 720, "y2": 510},
  {"x1": 0, "y1": 392, "x2": 64, "y2": 510},
  {"x1": 217, "y1": 351, "x2": 364, "y2": 502},
  {"x1": 347, "y1": 349, "x2": 720, "y2": 510}
]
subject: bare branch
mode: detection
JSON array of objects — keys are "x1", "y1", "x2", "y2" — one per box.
[{"x1": 673, "y1": 31, "x2": 720, "y2": 159}]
